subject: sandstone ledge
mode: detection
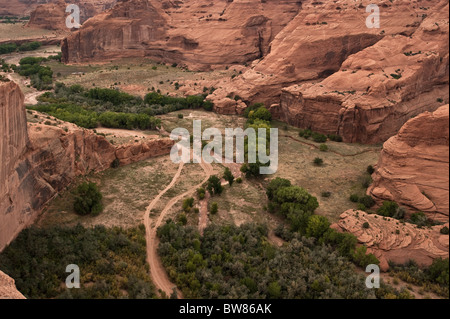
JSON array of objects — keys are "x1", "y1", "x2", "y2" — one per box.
[{"x1": 336, "y1": 210, "x2": 449, "y2": 271}]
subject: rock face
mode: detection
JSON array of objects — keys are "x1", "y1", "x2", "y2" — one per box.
[
  {"x1": 368, "y1": 105, "x2": 449, "y2": 222},
  {"x1": 0, "y1": 270, "x2": 25, "y2": 299},
  {"x1": 27, "y1": 0, "x2": 68, "y2": 30},
  {"x1": 62, "y1": 0, "x2": 302, "y2": 70},
  {"x1": 336, "y1": 210, "x2": 449, "y2": 270},
  {"x1": 208, "y1": 0, "x2": 449, "y2": 143},
  {"x1": 0, "y1": 81, "x2": 174, "y2": 251},
  {"x1": 1, "y1": 0, "x2": 117, "y2": 21},
  {"x1": 60, "y1": 0, "x2": 448, "y2": 143}
]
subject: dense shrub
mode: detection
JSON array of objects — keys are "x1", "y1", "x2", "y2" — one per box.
[
  {"x1": 98, "y1": 112, "x2": 160, "y2": 130},
  {"x1": 409, "y1": 212, "x2": 430, "y2": 227},
  {"x1": 28, "y1": 103, "x2": 160, "y2": 130},
  {"x1": 210, "y1": 202, "x2": 218, "y2": 215},
  {"x1": 312, "y1": 132, "x2": 327, "y2": 143},
  {"x1": 197, "y1": 187, "x2": 206, "y2": 200},
  {"x1": 388, "y1": 259, "x2": 449, "y2": 298},
  {"x1": 223, "y1": 167, "x2": 234, "y2": 186},
  {"x1": 359, "y1": 195, "x2": 376, "y2": 209},
  {"x1": 157, "y1": 222, "x2": 377, "y2": 299},
  {"x1": 87, "y1": 88, "x2": 136, "y2": 105},
  {"x1": 376, "y1": 201, "x2": 398, "y2": 217},
  {"x1": 349, "y1": 194, "x2": 359, "y2": 203},
  {"x1": 207, "y1": 175, "x2": 223, "y2": 196},
  {"x1": 327, "y1": 134, "x2": 343, "y2": 142},
  {"x1": 182, "y1": 197, "x2": 195, "y2": 213},
  {"x1": 73, "y1": 182, "x2": 103, "y2": 216},
  {"x1": 18, "y1": 56, "x2": 53, "y2": 90},
  {"x1": 0, "y1": 225, "x2": 156, "y2": 299},
  {"x1": 0, "y1": 42, "x2": 17, "y2": 54},
  {"x1": 243, "y1": 103, "x2": 265, "y2": 118},
  {"x1": 313, "y1": 157, "x2": 324, "y2": 166},
  {"x1": 18, "y1": 41, "x2": 41, "y2": 52},
  {"x1": 248, "y1": 106, "x2": 272, "y2": 122}
]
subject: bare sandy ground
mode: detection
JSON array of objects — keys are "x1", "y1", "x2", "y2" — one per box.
[{"x1": 144, "y1": 145, "x2": 214, "y2": 298}]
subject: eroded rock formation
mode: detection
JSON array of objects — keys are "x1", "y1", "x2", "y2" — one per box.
[
  {"x1": 336, "y1": 210, "x2": 449, "y2": 270},
  {"x1": 0, "y1": 270, "x2": 25, "y2": 299},
  {"x1": 208, "y1": 0, "x2": 449, "y2": 143},
  {"x1": 27, "y1": 0, "x2": 70, "y2": 30},
  {"x1": 1, "y1": 0, "x2": 117, "y2": 20},
  {"x1": 26, "y1": 0, "x2": 119, "y2": 30},
  {"x1": 0, "y1": 80, "x2": 173, "y2": 251},
  {"x1": 61, "y1": 0, "x2": 302, "y2": 70},
  {"x1": 368, "y1": 105, "x2": 449, "y2": 222}
]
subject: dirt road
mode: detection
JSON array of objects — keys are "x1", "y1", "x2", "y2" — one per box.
[{"x1": 144, "y1": 145, "x2": 214, "y2": 298}]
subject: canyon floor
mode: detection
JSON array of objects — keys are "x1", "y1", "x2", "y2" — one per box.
[{"x1": 0, "y1": 9, "x2": 447, "y2": 299}]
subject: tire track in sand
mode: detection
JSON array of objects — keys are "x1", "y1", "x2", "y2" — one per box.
[{"x1": 144, "y1": 148, "x2": 214, "y2": 298}]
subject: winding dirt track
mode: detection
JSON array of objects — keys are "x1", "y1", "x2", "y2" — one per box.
[{"x1": 144, "y1": 146, "x2": 214, "y2": 298}]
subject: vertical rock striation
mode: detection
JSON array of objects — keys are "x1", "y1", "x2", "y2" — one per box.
[{"x1": 368, "y1": 105, "x2": 449, "y2": 222}]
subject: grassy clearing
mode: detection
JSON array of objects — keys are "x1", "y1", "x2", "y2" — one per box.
[
  {"x1": 0, "y1": 24, "x2": 57, "y2": 42},
  {"x1": 37, "y1": 156, "x2": 179, "y2": 229},
  {"x1": 57, "y1": 58, "x2": 235, "y2": 98},
  {"x1": 272, "y1": 122, "x2": 381, "y2": 223},
  {"x1": 209, "y1": 176, "x2": 272, "y2": 227},
  {"x1": 158, "y1": 109, "x2": 246, "y2": 134}
]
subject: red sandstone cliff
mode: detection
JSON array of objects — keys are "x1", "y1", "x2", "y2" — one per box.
[
  {"x1": 1, "y1": 0, "x2": 117, "y2": 20},
  {"x1": 368, "y1": 105, "x2": 449, "y2": 222},
  {"x1": 0, "y1": 80, "x2": 173, "y2": 252},
  {"x1": 61, "y1": 0, "x2": 302, "y2": 70},
  {"x1": 207, "y1": 0, "x2": 449, "y2": 143}
]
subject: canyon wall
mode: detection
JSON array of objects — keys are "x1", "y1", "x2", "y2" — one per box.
[
  {"x1": 1, "y1": 0, "x2": 117, "y2": 20},
  {"x1": 207, "y1": 0, "x2": 449, "y2": 143},
  {"x1": 27, "y1": 0, "x2": 68, "y2": 30},
  {"x1": 0, "y1": 81, "x2": 28, "y2": 252},
  {"x1": 26, "y1": 0, "x2": 119, "y2": 30},
  {"x1": 58, "y1": 0, "x2": 448, "y2": 143},
  {"x1": 368, "y1": 105, "x2": 449, "y2": 222},
  {"x1": 0, "y1": 80, "x2": 173, "y2": 252},
  {"x1": 61, "y1": 0, "x2": 302, "y2": 70}
]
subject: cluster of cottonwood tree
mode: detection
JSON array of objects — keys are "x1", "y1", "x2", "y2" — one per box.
[
  {"x1": 157, "y1": 221, "x2": 415, "y2": 299},
  {"x1": 0, "y1": 224, "x2": 155, "y2": 299}
]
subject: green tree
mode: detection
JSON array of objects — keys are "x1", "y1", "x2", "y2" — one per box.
[
  {"x1": 73, "y1": 182, "x2": 103, "y2": 216},
  {"x1": 249, "y1": 107, "x2": 272, "y2": 122},
  {"x1": 377, "y1": 201, "x2": 398, "y2": 217},
  {"x1": 182, "y1": 197, "x2": 195, "y2": 213},
  {"x1": 197, "y1": 187, "x2": 206, "y2": 200},
  {"x1": 207, "y1": 175, "x2": 223, "y2": 195},
  {"x1": 223, "y1": 168, "x2": 234, "y2": 186},
  {"x1": 266, "y1": 177, "x2": 291, "y2": 201},
  {"x1": 313, "y1": 157, "x2": 324, "y2": 166},
  {"x1": 267, "y1": 281, "x2": 281, "y2": 299},
  {"x1": 210, "y1": 202, "x2": 218, "y2": 215},
  {"x1": 306, "y1": 215, "x2": 330, "y2": 239},
  {"x1": 359, "y1": 195, "x2": 376, "y2": 209}
]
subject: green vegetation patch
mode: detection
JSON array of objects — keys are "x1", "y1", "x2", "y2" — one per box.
[{"x1": 0, "y1": 224, "x2": 155, "y2": 299}]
